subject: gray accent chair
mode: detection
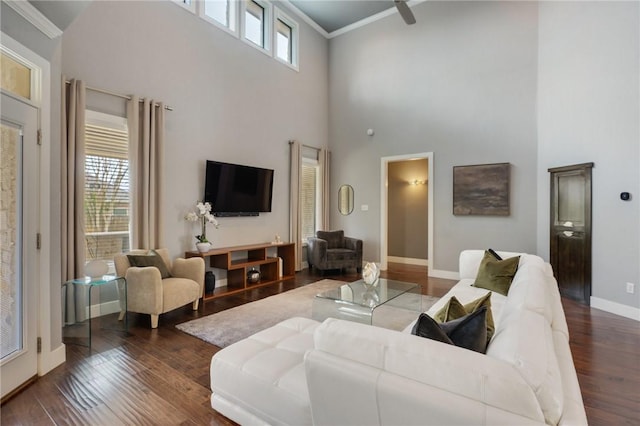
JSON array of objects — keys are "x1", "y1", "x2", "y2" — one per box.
[{"x1": 307, "y1": 230, "x2": 363, "y2": 274}]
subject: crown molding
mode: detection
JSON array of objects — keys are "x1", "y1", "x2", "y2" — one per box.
[
  {"x1": 329, "y1": 0, "x2": 426, "y2": 39},
  {"x1": 4, "y1": 0, "x2": 63, "y2": 39},
  {"x1": 279, "y1": 0, "x2": 329, "y2": 39}
]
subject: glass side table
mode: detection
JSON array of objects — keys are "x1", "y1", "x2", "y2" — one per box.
[{"x1": 62, "y1": 275, "x2": 127, "y2": 347}]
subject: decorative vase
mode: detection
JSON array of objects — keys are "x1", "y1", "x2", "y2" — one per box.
[
  {"x1": 247, "y1": 268, "x2": 260, "y2": 283},
  {"x1": 196, "y1": 242, "x2": 211, "y2": 253},
  {"x1": 362, "y1": 262, "x2": 380, "y2": 287},
  {"x1": 85, "y1": 259, "x2": 108, "y2": 279}
]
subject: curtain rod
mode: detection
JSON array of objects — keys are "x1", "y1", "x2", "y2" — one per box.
[
  {"x1": 288, "y1": 140, "x2": 320, "y2": 151},
  {"x1": 64, "y1": 80, "x2": 173, "y2": 111}
]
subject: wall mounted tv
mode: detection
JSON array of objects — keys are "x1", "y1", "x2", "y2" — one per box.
[{"x1": 204, "y1": 160, "x2": 274, "y2": 217}]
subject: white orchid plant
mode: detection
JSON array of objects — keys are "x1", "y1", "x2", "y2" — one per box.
[{"x1": 185, "y1": 201, "x2": 219, "y2": 243}]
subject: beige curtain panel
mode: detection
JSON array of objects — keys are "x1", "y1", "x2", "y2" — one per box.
[
  {"x1": 61, "y1": 77, "x2": 86, "y2": 281},
  {"x1": 289, "y1": 140, "x2": 303, "y2": 271},
  {"x1": 319, "y1": 148, "x2": 331, "y2": 231},
  {"x1": 127, "y1": 97, "x2": 165, "y2": 250},
  {"x1": 61, "y1": 77, "x2": 86, "y2": 324}
]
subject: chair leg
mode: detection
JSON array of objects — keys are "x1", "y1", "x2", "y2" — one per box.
[
  {"x1": 150, "y1": 314, "x2": 159, "y2": 329},
  {"x1": 192, "y1": 298, "x2": 200, "y2": 310}
]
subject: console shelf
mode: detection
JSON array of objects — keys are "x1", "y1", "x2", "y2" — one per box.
[{"x1": 185, "y1": 242, "x2": 295, "y2": 303}]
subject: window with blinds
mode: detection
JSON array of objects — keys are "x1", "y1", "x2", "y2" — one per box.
[
  {"x1": 301, "y1": 161, "x2": 318, "y2": 242},
  {"x1": 84, "y1": 111, "x2": 130, "y2": 264},
  {"x1": 245, "y1": 0, "x2": 265, "y2": 47}
]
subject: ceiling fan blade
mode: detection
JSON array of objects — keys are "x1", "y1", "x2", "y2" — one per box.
[{"x1": 394, "y1": 0, "x2": 416, "y2": 25}]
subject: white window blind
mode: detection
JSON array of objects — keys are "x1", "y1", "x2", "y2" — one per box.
[
  {"x1": 245, "y1": 0, "x2": 265, "y2": 46},
  {"x1": 301, "y1": 162, "x2": 318, "y2": 241},
  {"x1": 84, "y1": 112, "x2": 130, "y2": 264},
  {"x1": 275, "y1": 18, "x2": 292, "y2": 63},
  {"x1": 204, "y1": 0, "x2": 236, "y2": 31}
]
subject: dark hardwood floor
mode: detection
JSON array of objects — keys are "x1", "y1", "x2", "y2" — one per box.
[{"x1": 1, "y1": 264, "x2": 638, "y2": 425}]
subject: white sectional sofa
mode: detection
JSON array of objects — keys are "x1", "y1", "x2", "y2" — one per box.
[{"x1": 209, "y1": 250, "x2": 587, "y2": 425}]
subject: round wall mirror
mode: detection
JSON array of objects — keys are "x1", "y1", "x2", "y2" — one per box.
[{"x1": 338, "y1": 184, "x2": 354, "y2": 215}]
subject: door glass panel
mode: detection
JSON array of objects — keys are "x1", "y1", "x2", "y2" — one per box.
[
  {"x1": 0, "y1": 53, "x2": 31, "y2": 100},
  {"x1": 0, "y1": 121, "x2": 23, "y2": 359},
  {"x1": 557, "y1": 173, "x2": 585, "y2": 225}
]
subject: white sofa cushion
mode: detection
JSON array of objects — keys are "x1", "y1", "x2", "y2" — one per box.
[
  {"x1": 210, "y1": 317, "x2": 319, "y2": 426},
  {"x1": 313, "y1": 318, "x2": 545, "y2": 423},
  {"x1": 487, "y1": 307, "x2": 564, "y2": 425},
  {"x1": 504, "y1": 262, "x2": 554, "y2": 322}
]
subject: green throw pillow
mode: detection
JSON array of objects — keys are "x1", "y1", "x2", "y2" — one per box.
[
  {"x1": 472, "y1": 251, "x2": 520, "y2": 296},
  {"x1": 127, "y1": 251, "x2": 171, "y2": 279},
  {"x1": 434, "y1": 293, "x2": 495, "y2": 342}
]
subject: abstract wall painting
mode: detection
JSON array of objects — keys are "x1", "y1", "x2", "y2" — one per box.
[{"x1": 453, "y1": 163, "x2": 510, "y2": 216}]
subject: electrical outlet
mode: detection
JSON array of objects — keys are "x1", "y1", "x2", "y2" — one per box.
[{"x1": 626, "y1": 282, "x2": 635, "y2": 294}]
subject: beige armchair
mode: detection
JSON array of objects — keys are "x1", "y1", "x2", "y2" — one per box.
[{"x1": 114, "y1": 248, "x2": 204, "y2": 328}]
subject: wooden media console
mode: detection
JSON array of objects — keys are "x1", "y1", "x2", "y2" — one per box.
[{"x1": 185, "y1": 242, "x2": 295, "y2": 302}]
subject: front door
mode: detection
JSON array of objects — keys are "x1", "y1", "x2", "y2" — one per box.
[
  {"x1": 0, "y1": 93, "x2": 39, "y2": 399},
  {"x1": 549, "y1": 163, "x2": 593, "y2": 305}
]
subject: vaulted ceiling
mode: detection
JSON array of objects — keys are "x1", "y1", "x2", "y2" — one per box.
[
  {"x1": 289, "y1": 0, "x2": 396, "y2": 33},
  {"x1": 28, "y1": 0, "x2": 402, "y2": 37}
]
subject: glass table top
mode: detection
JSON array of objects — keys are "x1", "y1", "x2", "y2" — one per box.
[
  {"x1": 67, "y1": 275, "x2": 122, "y2": 285},
  {"x1": 315, "y1": 278, "x2": 418, "y2": 309}
]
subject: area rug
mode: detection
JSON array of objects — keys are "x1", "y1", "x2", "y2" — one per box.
[{"x1": 176, "y1": 279, "x2": 439, "y2": 348}]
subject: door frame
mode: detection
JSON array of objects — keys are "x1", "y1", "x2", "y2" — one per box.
[
  {"x1": 380, "y1": 152, "x2": 434, "y2": 272},
  {"x1": 1, "y1": 33, "x2": 62, "y2": 379}
]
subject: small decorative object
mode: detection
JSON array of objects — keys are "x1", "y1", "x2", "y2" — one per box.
[
  {"x1": 362, "y1": 262, "x2": 380, "y2": 287},
  {"x1": 205, "y1": 271, "x2": 216, "y2": 293},
  {"x1": 247, "y1": 268, "x2": 260, "y2": 283},
  {"x1": 85, "y1": 259, "x2": 108, "y2": 279},
  {"x1": 185, "y1": 201, "x2": 219, "y2": 250}
]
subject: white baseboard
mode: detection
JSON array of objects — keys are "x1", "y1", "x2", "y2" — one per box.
[
  {"x1": 429, "y1": 269, "x2": 459, "y2": 280},
  {"x1": 387, "y1": 256, "x2": 428, "y2": 266},
  {"x1": 590, "y1": 297, "x2": 640, "y2": 321},
  {"x1": 86, "y1": 300, "x2": 122, "y2": 319},
  {"x1": 38, "y1": 343, "x2": 66, "y2": 376},
  {"x1": 302, "y1": 261, "x2": 309, "y2": 269}
]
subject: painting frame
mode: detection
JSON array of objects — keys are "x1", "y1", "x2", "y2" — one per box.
[{"x1": 453, "y1": 162, "x2": 510, "y2": 216}]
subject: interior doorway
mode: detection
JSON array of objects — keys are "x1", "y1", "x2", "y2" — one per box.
[{"x1": 380, "y1": 153, "x2": 433, "y2": 273}]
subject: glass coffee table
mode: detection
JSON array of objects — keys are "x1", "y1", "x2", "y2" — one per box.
[{"x1": 312, "y1": 278, "x2": 423, "y2": 329}]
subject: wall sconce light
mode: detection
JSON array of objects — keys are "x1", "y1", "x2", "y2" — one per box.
[{"x1": 409, "y1": 179, "x2": 427, "y2": 186}]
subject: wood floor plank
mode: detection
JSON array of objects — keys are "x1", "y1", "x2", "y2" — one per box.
[{"x1": 2, "y1": 264, "x2": 639, "y2": 425}]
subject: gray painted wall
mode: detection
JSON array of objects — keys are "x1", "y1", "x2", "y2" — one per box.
[
  {"x1": 536, "y1": 1, "x2": 640, "y2": 309},
  {"x1": 388, "y1": 159, "x2": 428, "y2": 259},
  {"x1": 329, "y1": 1, "x2": 539, "y2": 272},
  {"x1": 61, "y1": 0, "x2": 329, "y2": 261},
  {"x1": 329, "y1": 0, "x2": 639, "y2": 311}
]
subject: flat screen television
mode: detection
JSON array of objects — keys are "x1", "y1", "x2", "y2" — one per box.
[{"x1": 204, "y1": 160, "x2": 274, "y2": 216}]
